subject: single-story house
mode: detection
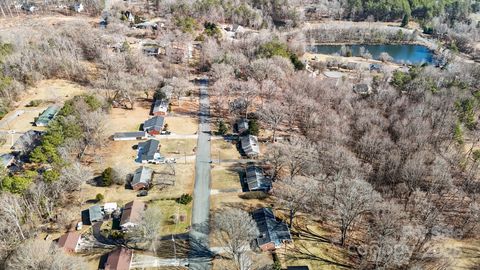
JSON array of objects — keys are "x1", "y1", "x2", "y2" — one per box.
[
  {"x1": 143, "y1": 116, "x2": 165, "y2": 135},
  {"x1": 136, "y1": 139, "x2": 162, "y2": 164},
  {"x1": 120, "y1": 200, "x2": 146, "y2": 230},
  {"x1": 104, "y1": 247, "x2": 133, "y2": 270},
  {"x1": 131, "y1": 166, "x2": 153, "y2": 190},
  {"x1": 240, "y1": 135, "x2": 260, "y2": 158},
  {"x1": 287, "y1": 267, "x2": 310, "y2": 270},
  {"x1": 0, "y1": 153, "x2": 15, "y2": 168},
  {"x1": 57, "y1": 231, "x2": 81, "y2": 253},
  {"x1": 11, "y1": 130, "x2": 44, "y2": 156},
  {"x1": 35, "y1": 106, "x2": 60, "y2": 127},
  {"x1": 245, "y1": 164, "x2": 271, "y2": 192},
  {"x1": 152, "y1": 99, "x2": 168, "y2": 116},
  {"x1": 104, "y1": 202, "x2": 118, "y2": 214},
  {"x1": 89, "y1": 205, "x2": 104, "y2": 223},
  {"x1": 113, "y1": 131, "x2": 148, "y2": 141},
  {"x1": 252, "y1": 208, "x2": 292, "y2": 251},
  {"x1": 236, "y1": 118, "x2": 249, "y2": 135}
]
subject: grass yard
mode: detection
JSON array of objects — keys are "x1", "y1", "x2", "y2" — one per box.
[
  {"x1": 211, "y1": 165, "x2": 241, "y2": 190},
  {"x1": 152, "y1": 199, "x2": 192, "y2": 235},
  {"x1": 165, "y1": 116, "x2": 198, "y2": 135},
  {"x1": 211, "y1": 139, "x2": 241, "y2": 160},
  {"x1": 160, "y1": 139, "x2": 197, "y2": 156}
]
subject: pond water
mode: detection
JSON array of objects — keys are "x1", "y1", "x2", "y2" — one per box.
[{"x1": 308, "y1": 44, "x2": 434, "y2": 65}]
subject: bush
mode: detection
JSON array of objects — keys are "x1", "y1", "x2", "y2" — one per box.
[
  {"x1": 101, "y1": 167, "x2": 114, "y2": 187},
  {"x1": 176, "y1": 193, "x2": 193, "y2": 205},
  {"x1": 217, "y1": 120, "x2": 228, "y2": 135},
  {"x1": 96, "y1": 193, "x2": 104, "y2": 202},
  {"x1": 248, "y1": 119, "x2": 260, "y2": 136},
  {"x1": 26, "y1": 100, "x2": 43, "y2": 107}
]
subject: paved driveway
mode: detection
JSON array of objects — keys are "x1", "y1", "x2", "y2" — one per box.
[{"x1": 189, "y1": 80, "x2": 213, "y2": 269}]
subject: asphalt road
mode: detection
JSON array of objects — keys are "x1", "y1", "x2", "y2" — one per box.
[{"x1": 189, "y1": 80, "x2": 213, "y2": 270}]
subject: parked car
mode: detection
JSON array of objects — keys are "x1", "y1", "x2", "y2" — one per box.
[
  {"x1": 160, "y1": 130, "x2": 171, "y2": 135},
  {"x1": 137, "y1": 190, "x2": 148, "y2": 197}
]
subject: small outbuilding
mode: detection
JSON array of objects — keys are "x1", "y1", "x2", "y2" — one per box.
[
  {"x1": 131, "y1": 166, "x2": 153, "y2": 190},
  {"x1": 236, "y1": 118, "x2": 249, "y2": 135},
  {"x1": 104, "y1": 202, "x2": 118, "y2": 214},
  {"x1": 353, "y1": 83, "x2": 372, "y2": 95}
]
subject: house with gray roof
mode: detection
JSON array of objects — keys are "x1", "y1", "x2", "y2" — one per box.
[
  {"x1": 136, "y1": 139, "x2": 162, "y2": 164},
  {"x1": 131, "y1": 166, "x2": 153, "y2": 190},
  {"x1": 11, "y1": 130, "x2": 45, "y2": 156},
  {"x1": 152, "y1": 99, "x2": 168, "y2": 116},
  {"x1": 35, "y1": 106, "x2": 60, "y2": 127},
  {"x1": 89, "y1": 205, "x2": 104, "y2": 223},
  {"x1": 236, "y1": 118, "x2": 249, "y2": 135},
  {"x1": 113, "y1": 131, "x2": 148, "y2": 141},
  {"x1": 245, "y1": 164, "x2": 271, "y2": 192},
  {"x1": 143, "y1": 116, "x2": 165, "y2": 135},
  {"x1": 240, "y1": 135, "x2": 260, "y2": 158},
  {"x1": 252, "y1": 208, "x2": 292, "y2": 251},
  {"x1": 0, "y1": 153, "x2": 15, "y2": 168}
]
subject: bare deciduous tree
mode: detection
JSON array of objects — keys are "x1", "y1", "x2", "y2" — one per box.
[{"x1": 214, "y1": 208, "x2": 259, "y2": 270}]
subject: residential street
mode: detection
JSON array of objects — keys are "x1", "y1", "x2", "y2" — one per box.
[{"x1": 189, "y1": 79, "x2": 213, "y2": 270}]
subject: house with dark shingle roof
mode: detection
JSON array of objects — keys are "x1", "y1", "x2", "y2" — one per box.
[
  {"x1": 136, "y1": 139, "x2": 162, "y2": 164},
  {"x1": 131, "y1": 166, "x2": 153, "y2": 190},
  {"x1": 245, "y1": 164, "x2": 271, "y2": 192},
  {"x1": 57, "y1": 231, "x2": 81, "y2": 253},
  {"x1": 240, "y1": 135, "x2": 260, "y2": 158},
  {"x1": 120, "y1": 200, "x2": 146, "y2": 230},
  {"x1": 11, "y1": 130, "x2": 44, "y2": 156},
  {"x1": 143, "y1": 116, "x2": 165, "y2": 135},
  {"x1": 104, "y1": 247, "x2": 133, "y2": 270},
  {"x1": 236, "y1": 118, "x2": 249, "y2": 135},
  {"x1": 252, "y1": 208, "x2": 292, "y2": 251}
]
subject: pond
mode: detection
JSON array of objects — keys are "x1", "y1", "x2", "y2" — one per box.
[{"x1": 308, "y1": 44, "x2": 435, "y2": 65}]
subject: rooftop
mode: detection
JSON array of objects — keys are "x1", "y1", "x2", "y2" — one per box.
[
  {"x1": 137, "y1": 139, "x2": 161, "y2": 162},
  {"x1": 35, "y1": 106, "x2": 60, "y2": 126},
  {"x1": 113, "y1": 131, "x2": 147, "y2": 139},
  {"x1": 152, "y1": 99, "x2": 168, "y2": 114},
  {"x1": 143, "y1": 116, "x2": 165, "y2": 132},
  {"x1": 89, "y1": 205, "x2": 103, "y2": 222},
  {"x1": 131, "y1": 166, "x2": 153, "y2": 187},
  {"x1": 57, "y1": 232, "x2": 80, "y2": 252},
  {"x1": 120, "y1": 200, "x2": 146, "y2": 227},
  {"x1": 245, "y1": 164, "x2": 271, "y2": 192},
  {"x1": 240, "y1": 135, "x2": 260, "y2": 156},
  {"x1": 104, "y1": 247, "x2": 133, "y2": 270},
  {"x1": 252, "y1": 208, "x2": 292, "y2": 248}
]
